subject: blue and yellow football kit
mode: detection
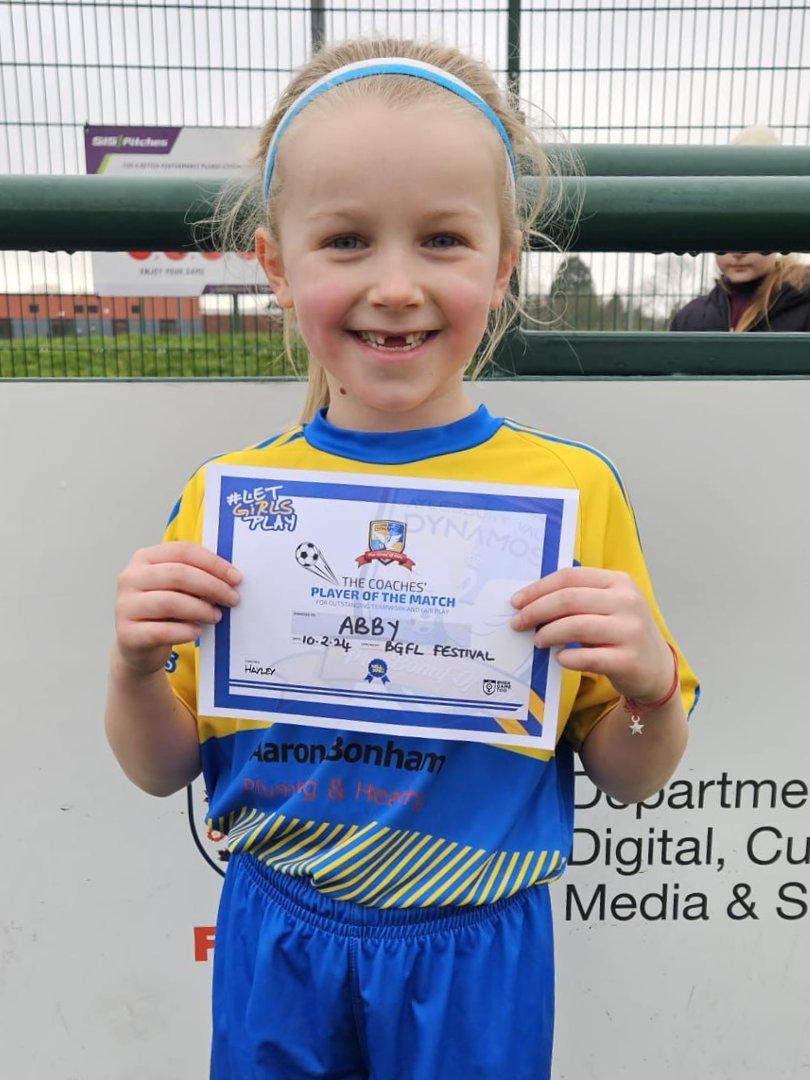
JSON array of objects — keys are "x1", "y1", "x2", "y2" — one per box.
[{"x1": 164, "y1": 405, "x2": 698, "y2": 1080}]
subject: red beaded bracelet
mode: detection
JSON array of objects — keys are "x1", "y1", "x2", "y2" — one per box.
[{"x1": 623, "y1": 643, "x2": 680, "y2": 735}]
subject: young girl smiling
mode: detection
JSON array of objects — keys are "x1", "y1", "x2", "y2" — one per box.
[{"x1": 106, "y1": 38, "x2": 698, "y2": 1080}]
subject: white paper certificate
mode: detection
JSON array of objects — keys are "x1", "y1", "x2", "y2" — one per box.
[{"x1": 198, "y1": 466, "x2": 578, "y2": 751}]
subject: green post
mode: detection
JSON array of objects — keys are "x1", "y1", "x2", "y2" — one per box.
[
  {"x1": 310, "y1": 1, "x2": 326, "y2": 52},
  {"x1": 507, "y1": 0, "x2": 521, "y2": 105}
]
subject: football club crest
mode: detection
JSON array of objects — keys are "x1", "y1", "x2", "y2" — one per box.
[
  {"x1": 187, "y1": 776, "x2": 228, "y2": 878},
  {"x1": 356, "y1": 520, "x2": 415, "y2": 569}
]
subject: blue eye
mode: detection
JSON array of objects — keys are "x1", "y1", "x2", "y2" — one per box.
[
  {"x1": 328, "y1": 235, "x2": 362, "y2": 250},
  {"x1": 426, "y1": 234, "x2": 462, "y2": 249}
]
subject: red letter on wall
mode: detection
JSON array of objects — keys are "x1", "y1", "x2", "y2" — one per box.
[{"x1": 194, "y1": 925, "x2": 216, "y2": 962}]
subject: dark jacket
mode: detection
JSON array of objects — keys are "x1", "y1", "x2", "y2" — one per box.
[{"x1": 670, "y1": 279, "x2": 810, "y2": 332}]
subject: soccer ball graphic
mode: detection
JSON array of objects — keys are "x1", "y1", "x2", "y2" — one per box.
[
  {"x1": 295, "y1": 542, "x2": 320, "y2": 568},
  {"x1": 294, "y1": 541, "x2": 338, "y2": 584}
]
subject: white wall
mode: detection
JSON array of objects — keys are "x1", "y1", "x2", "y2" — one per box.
[{"x1": 1, "y1": 379, "x2": 807, "y2": 1079}]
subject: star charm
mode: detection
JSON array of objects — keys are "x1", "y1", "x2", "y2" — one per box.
[{"x1": 629, "y1": 717, "x2": 645, "y2": 735}]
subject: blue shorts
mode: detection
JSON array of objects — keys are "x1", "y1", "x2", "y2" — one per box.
[{"x1": 211, "y1": 853, "x2": 555, "y2": 1080}]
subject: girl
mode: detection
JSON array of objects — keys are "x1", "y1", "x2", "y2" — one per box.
[
  {"x1": 670, "y1": 251, "x2": 810, "y2": 331},
  {"x1": 106, "y1": 38, "x2": 698, "y2": 1080}
]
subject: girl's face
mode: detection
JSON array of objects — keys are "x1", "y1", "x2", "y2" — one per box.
[
  {"x1": 716, "y1": 252, "x2": 777, "y2": 284},
  {"x1": 257, "y1": 96, "x2": 520, "y2": 432}
]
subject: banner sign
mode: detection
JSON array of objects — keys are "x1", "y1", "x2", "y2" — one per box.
[{"x1": 84, "y1": 125, "x2": 264, "y2": 296}]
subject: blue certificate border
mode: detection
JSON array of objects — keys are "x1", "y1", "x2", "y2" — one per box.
[{"x1": 212, "y1": 476, "x2": 568, "y2": 739}]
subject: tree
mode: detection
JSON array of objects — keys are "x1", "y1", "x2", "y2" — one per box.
[
  {"x1": 602, "y1": 292, "x2": 626, "y2": 330},
  {"x1": 640, "y1": 254, "x2": 698, "y2": 327},
  {"x1": 550, "y1": 255, "x2": 596, "y2": 297},
  {"x1": 548, "y1": 256, "x2": 602, "y2": 329}
]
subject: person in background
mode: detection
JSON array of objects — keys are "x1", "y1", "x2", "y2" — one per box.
[
  {"x1": 670, "y1": 125, "x2": 810, "y2": 332},
  {"x1": 669, "y1": 251, "x2": 810, "y2": 332}
]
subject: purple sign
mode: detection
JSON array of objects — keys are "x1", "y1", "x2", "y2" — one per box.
[{"x1": 84, "y1": 125, "x2": 182, "y2": 175}]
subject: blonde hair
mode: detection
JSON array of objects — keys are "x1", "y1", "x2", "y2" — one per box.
[
  {"x1": 720, "y1": 256, "x2": 810, "y2": 332},
  {"x1": 214, "y1": 38, "x2": 573, "y2": 422},
  {"x1": 731, "y1": 124, "x2": 781, "y2": 146},
  {"x1": 721, "y1": 126, "x2": 810, "y2": 331}
]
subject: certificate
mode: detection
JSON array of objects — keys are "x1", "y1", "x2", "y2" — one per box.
[{"x1": 199, "y1": 466, "x2": 578, "y2": 751}]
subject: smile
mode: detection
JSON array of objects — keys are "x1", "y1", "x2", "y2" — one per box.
[{"x1": 353, "y1": 330, "x2": 436, "y2": 351}]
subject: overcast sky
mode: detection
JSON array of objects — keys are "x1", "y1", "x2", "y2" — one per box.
[{"x1": 1, "y1": 0, "x2": 808, "y2": 299}]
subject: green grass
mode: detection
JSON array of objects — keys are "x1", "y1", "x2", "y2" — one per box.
[{"x1": 0, "y1": 333, "x2": 304, "y2": 378}]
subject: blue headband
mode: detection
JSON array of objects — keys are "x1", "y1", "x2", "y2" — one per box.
[{"x1": 262, "y1": 57, "x2": 518, "y2": 199}]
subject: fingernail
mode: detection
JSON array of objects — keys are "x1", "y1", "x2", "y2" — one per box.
[
  {"x1": 213, "y1": 608, "x2": 223, "y2": 622},
  {"x1": 510, "y1": 589, "x2": 524, "y2": 607},
  {"x1": 227, "y1": 566, "x2": 242, "y2": 584},
  {"x1": 228, "y1": 589, "x2": 240, "y2": 605}
]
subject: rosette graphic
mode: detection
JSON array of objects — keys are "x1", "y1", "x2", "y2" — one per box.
[{"x1": 295, "y1": 541, "x2": 339, "y2": 585}]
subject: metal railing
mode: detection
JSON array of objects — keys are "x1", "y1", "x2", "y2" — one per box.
[
  {"x1": 2, "y1": 165, "x2": 809, "y2": 378},
  {"x1": 4, "y1": 170, "x2": 810, "y2": 254},
  {"x1": 2, "y1": 2, "x2": 809, "y2": 376}
]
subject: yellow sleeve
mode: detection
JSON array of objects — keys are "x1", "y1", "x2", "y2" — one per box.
[
  {"x1": 160, "y1": 467, "x2": 207, "y2": 722},
  {"x1": 564, "y1": 461, "x2": 699, "y2": 750}
]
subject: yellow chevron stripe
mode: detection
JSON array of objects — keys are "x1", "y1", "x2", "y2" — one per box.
[
  {"x1": 401, "y1": 845, "x2": 468, "y2": 906},
  {"x1": 242, "y1": 812, "x2": 278, "y2": 851},
  {"x1": 310, "y1": 822, "x2": 388, "y2": 875},
  {"x1": 475, "y1": 850, "x2": 507, "y2": 905},
  {"x1": 406, "y1": 845, "x2": 474, "y2": 907},
  {"x1": 491, "y1": 851, "x2": 521, "y2": 903},
  {"x1": 441, "y1": 853, "x2": 496, "y2": 907},
  {"x1": 495, "y1": 716, "x2": 527, "y2": 735},
  {"x1": 317, "y1": 830, "x2": 405, "y2": 893},
  {"x1": 250, "y1": 814, "x2": 296, "y2": 852},
  {"x1": 421, "y1": 847, "x2": 486, "y2": 907},
  {"x1": 301, "y1": 823, "x2": 361, "y2": 872},
  {"x1": 337, "y1": 832, "x2": 419, "y2": 902},
  {"x1": 507, "y1": 850, "x2": 536, "y2": 897},
  {"x1": 271, "y1": 818, "x2": 318, "y2": 846},
  {"x1": 228, "y1": 810, "x2": 282, "y2": 852},
  {"x1": 267, "y1": 821, "x2": 331, "y2": 867},
  {"x1": 261, "y1": 824, "x2": 320, "y2": 861},
  {"x1": 224, "y1": 808, "x2": 256, "y2": 839},
  {"x1": 215, "y1": 806, "x2": 566, "y2": 909},
  {"x1": 528, "y1": 850, "x2": 548, "y2": 885},
  {"x1": 459, "y1": 853, "x2": 498, "y2": 906},
  {"x1": 353, "y1": 833, "x2": 430, "y2": 904},
  {"x1": 255, "y1": 817, "x2": 307, "y2": 861},
  {"x1": 272, "y1": 823, "x2": 344, "y2": 874},
  {"x1": 380, "y1": 838, "x2": 457, "y2": 907},
  {"x1": 379, "y1": 838, "x2": 445, "y2": 908},
  {"x1": 535, "y1": 856, "x2": 566, "y2": 885},
  {"x1": 259, "y1": 813, "x2": 287, "y2": 844},
  {"x1": 494, "y1": 689, "x2": 549, "y2": 739},
  {"x1": 528, "y1": 689, "x2": 545, "y2": 726},
  {"x1": 228, "y1": 806, "x2": 252, "y2": 830}
]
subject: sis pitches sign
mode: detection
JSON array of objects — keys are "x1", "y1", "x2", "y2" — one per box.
[{"x1": 84, "y1": 125, "x2": 264, "y2": 296}]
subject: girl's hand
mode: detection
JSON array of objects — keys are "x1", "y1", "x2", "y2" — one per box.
[
  {"x1": 114, "y1": 542, "x2": 241, "y2": 677},
  {"x1": 510, "y1": 566, "x2": 674, "y2": 704}
]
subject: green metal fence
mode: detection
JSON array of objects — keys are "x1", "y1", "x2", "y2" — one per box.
[{"x1": 1, "y1": 1, "x2": 810, "y2": 377}]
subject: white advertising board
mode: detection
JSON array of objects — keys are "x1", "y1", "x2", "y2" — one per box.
[
  {"x1": 0, "y1": 380, "x2": 807, "y2": 1080},
  {"x1": 85, "y1": 125, "x2": 264, "y2": 296}
]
